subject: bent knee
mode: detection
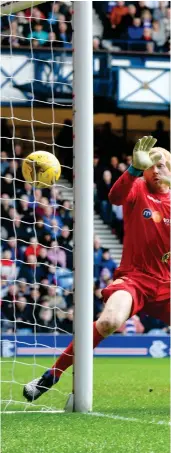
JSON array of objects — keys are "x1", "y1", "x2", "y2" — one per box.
[{"x1": 97, "y1": 313, "x2": 124, "y2": 336}]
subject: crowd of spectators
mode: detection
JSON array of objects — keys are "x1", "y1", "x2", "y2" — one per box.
[
  {"x1": 1, "y1": 118, "x2": 169, "y2": 336},
  {"x1": 93, "y1": 1, "x2": 170, "y2": 53},
  {"x1": 1, "y1": 1, "x2": 72, "y2": 49},
  {"x1": 1, "y1": 1, "x2": 170, "y2": 53}
]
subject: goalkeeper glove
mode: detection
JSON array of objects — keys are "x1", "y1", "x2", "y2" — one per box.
[
  {"x1": 159, "y1": 176, "x2": 171, "y2": 188},
  {"x1": 132, "y1": 136, "x2": 161, "y2": 171},
  {"x1": 159, "y1": 160, "x2": 171, "y2": 188}
]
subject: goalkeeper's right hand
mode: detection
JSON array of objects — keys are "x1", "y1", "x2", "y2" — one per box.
[{"x1": 132, "y1": 136, "x2": 161, "y2": 171}]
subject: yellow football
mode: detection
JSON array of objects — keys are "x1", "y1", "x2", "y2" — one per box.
[{"x1": 22, "y1": 151, "x2": 61, "y2": 188}]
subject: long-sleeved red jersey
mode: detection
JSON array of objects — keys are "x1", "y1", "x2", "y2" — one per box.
[{"x1": 109, "y1": 170, "x2": 170, "y2": 281}]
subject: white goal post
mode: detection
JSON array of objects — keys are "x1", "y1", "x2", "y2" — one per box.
[{"x1": 73, "y1": 1, "x2": 93, "y2": 412}]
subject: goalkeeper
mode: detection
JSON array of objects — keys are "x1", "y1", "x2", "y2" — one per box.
[{"x1": 24, "y1": 136, "x2": 170, "y2": 402}]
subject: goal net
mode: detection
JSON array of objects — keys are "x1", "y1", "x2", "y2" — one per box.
[{"x1": 1, "y1": 0, "x2": 77, "y2": 413}]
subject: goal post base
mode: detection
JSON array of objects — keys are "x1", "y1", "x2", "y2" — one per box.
[{"x1": 64, "y1": 393, "x2": 74, "y2": 412}]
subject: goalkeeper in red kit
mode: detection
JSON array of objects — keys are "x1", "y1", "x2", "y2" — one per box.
[{"x1": 23, "y1": 136, "x2": 170, "y2": 402}]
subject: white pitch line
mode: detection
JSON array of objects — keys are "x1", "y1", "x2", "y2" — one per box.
[
  {"x1": 89, "y1": 412, "x2": 171, "y2": 426},
  {"x1": 1, "y1": 410, "x2": 170, "y2": 426},
  {"x1": 1, "y1": 410, "x2": 64, "y2": 414}
]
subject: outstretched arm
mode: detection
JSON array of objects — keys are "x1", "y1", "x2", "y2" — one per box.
[{"x1": 108, "y1": 168, "x2": 141, "y2": 206}]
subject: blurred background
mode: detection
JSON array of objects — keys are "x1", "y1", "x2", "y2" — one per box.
[{"x1": 1, "y1": 1, "x2": 170, "y2": 340}]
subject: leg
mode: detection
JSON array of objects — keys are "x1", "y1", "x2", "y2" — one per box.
[
  {"x1": 52, "y1": 289, "x2": 132, "y2": 376},
  {"x1": 100, "y1": 200, "x2": 109, "y2": 224},
  {"x1": 23, "y1": 287, "x2": 133, "y2": 402},
  {"x1": 96, "y1": 290, "x2": 132, "y2": 336}
]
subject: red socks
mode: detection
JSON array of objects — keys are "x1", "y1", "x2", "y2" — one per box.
[{"x1": 51, "y1": 321, "x2": 103, "y2": 378}]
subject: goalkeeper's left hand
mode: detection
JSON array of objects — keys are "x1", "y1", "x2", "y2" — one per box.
[{"x1": 132, "y1": 136, "x2": 161, "y2": 171}]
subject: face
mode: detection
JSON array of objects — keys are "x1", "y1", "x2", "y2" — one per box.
[
  {"x1": 20, "y1": 196, "x2": 29, "y2": 207},
  {"x1": 93, "y1": 157, "x2": 99, "y2": 166},
  {"x1": 51, "y1": 219, "x2": 58, "y2": 228},
  {"x1": 3, "y1": 250, "x2": 11, "y2": 259},
  {"x1": 153, "y1": 21, "x2": 159, "y2": 31},
  {"x1": 167, "y1": 8, "x2": 171, "y2": 19},
  {"x1": 40, "y1": 197, "x2": 49, "y2": 206},
  {"x1": 19, "y1": 282, "x2": 27, "y2": 291},
  {"x1": 126, "y1": 155, "x2": 132, "y2": 165},
  {"x1": 15, "y1": 144, "x2": 22, "y2": 156},
  {"x1": 5, "y1": 174, "x2": 12, "y2": 183},
  {"x1": 52, "y1": 2, "x2": 60, "y2": 13},
  {"x1": 63, "y1": 200, "x2": 71, "y2": 209},
  {"x1": 9, "y1": 285, "x2": 18, "y2": 295},
  {"x1": 144, "y1": 27, "x2": 152, "y2": 38},
  {"x1": 35, "y1": 189, "x2": 42, "y2": 201},
  {"x1": 44, "y1": 206, "x2": 53, "y2": 216},
  {"x1": 142, "y1": 10, "x2": 151, "y2": 20},
  {"x1": 103, "y1": 170, "x2": 112, "y2": 184},
  {"x1": 10, "y1": 160, "x2": 18, "y2": 171},
  {"x1": 128, "y1": 5, "x2": 136, "y2": 15},
  {"x1": 103, "y1": 251, "x2": 110, "y2": 260},
  {"x1": 30, "y1": 237, "x2": 37, "y2": 245},
  {"x1": 48, "y1": 286, "x2": 56, "y2": 296},
  {"x1": 94, "y1": 236, "x2": 101, "y2": 249},
  {"x1": 62, "y1": 226, "x2": 70, "y2": 238},
  {"x1": 51, "y1": 187, "x2": 59, "y2": 198},
  {"x1": 24, "y1": 183, "x2": 32, "y2": 191},
  {"x1": 16, "y1": 297, "x2": 27, "y2": 311},
  {"x1": 1, "y1": 151, "x2": 7, "y2": 160},
  {"x1": 49, "y1": 32, "x2": 56, "y2": 41},
  {"x1": 30, "y1": 289, "x2": 40, "y2": 300},
  {"x1": 35, "y1": 24, "x2": 42, "y2": 32},
  {"x1": 144, "y1": 155, "x2": 170, "y2": 193},
  {"x1": 39, "y1": 248, "x2": 47, "y2": 258},
  {"x1": 67, "y1": 308, "x2": 74, "y2": 321},
  {"x1": 39, "y1": 307, "x2": 52, "y2": 321},
  {"x1": 118, "y1": 163, "x2": 127, "y2": 173},
  {"x1": 27, "y1": 255, "x2": 36, "y2": 265},
  {"x1": 111, "y1": 156, "x2": 118, "y2": 168},
  {"x1": 93, "y1": 38, "x2": 100, "y2": 50},
  {"x1": 146, "y1": 42, "x2": 154, "y2": 52},
  {"x1": 14, "y1": 218, "x2": 21, "y2": 227},
  {"x1": 33, "y1": 7, "x2": 41, "y2": 17},
  {"x1": 8, "y1": 237, "x2": 16, "y2": 248},
  {"x1": 59, "y1": 22, "x2": 67, "y2": 33},
  {"x1": 133, "y1": 17, "x2": 141, "y2": 27},
  {"x1": 94, "y1": 288, "x2": 102, "y2": 298}
]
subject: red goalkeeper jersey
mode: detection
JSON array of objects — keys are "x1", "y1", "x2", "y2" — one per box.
[{"x1": 109, "y1": 170, "x2": 170, "y2": 281}]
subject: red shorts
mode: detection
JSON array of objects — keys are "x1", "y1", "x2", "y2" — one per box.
[{"x1": 101, "y1": 271, "x2": 170, "y2": 325}]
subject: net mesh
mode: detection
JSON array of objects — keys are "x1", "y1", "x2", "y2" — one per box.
[{"x1": 1, "y1": 1, "x2": 74, "y2": 412}]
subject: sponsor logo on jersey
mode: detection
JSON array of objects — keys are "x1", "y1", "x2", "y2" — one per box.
[
  {"x1": 147, "y1": 195, "x2": 161, "y2": 204},
  {"x1": 142, "y1": 209, "x2": 163, "y2": 223},
  {"x1": 142, "y1": 208, "x2": 152, "y2": 219}
]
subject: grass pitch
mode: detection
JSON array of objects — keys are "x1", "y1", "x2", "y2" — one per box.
[{"x1": 1, "y1": 357, "x2": 170, "y2": 453}]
